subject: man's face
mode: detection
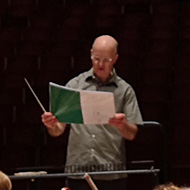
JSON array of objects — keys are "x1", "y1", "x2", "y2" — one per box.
[{"x1": 91, "y1": 48, "x2": 118, "y2": 82}]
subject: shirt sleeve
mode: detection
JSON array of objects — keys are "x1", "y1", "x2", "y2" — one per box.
[{"x1": 123, "y1": 86, "x2": 143, "y2": 125}]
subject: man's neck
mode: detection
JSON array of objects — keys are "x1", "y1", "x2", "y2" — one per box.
[{"x1": 93, "y1": 71, "x2": 113, "y2": 84}]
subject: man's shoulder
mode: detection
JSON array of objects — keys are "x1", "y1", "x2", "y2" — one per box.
[
  {"x1": 66, "y1": 69, "x2": 92, "y2": 88},
  {"x1": 115, "y1": 75, "x2": 137, "y2": 96},
  {"x1": 70, "y1": 69, "x2": 91, "y2": 82},
  {"x1": 116, "y1": 75, "x2": 132, "y2": 89}
]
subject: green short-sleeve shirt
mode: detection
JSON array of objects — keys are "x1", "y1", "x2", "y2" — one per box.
[{"x1": 65, "y1": 68, "x2": 143, "y2": 180}]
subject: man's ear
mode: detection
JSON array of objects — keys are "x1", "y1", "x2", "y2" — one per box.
[
  {"x1": 90, "y1": 49, "x2": 93, "y2": 55},
  {"x1": 114, "y1": 54, "x2": 119, "y2": 64}
]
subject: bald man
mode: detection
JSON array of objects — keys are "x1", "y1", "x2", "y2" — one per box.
[{"x1": 42, "y1": 35, "x2": 143, "y2": 190}]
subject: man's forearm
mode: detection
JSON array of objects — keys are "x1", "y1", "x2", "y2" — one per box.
[{"x1": 119, "y1": 122, "x2": 138, "y2": 140}]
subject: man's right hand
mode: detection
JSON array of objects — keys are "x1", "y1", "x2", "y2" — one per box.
[
  {"x1": 41, "y1": 112, "x2": 59, "y2": 129},
  {"x1": 41, "y1": 112, "x2": 66, "y2": 137}
]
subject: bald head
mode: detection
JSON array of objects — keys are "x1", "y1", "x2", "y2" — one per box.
[
  {"x1": 90, "y1": 35, "x2": 119, "y2": 82},
  {"x1": 92, "y1": 35, "x2": 118, "y2": 54}
]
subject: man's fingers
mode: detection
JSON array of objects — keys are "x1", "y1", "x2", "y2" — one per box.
[
  {"x1": 42, "y1": 115, "x2": 57, "y2": 122},
  {"x1": 41, "y1": 112, "x2": 53, "y2": 118},
  {"x1": 41, "y1": 112, "x2": 59, "y2": 129},
  {"x1": 41, "y1": 112, "x2": 57, "y2": 122},
  {"x1": 113, "y1": 113, "x2": 125, "y2": 120}
]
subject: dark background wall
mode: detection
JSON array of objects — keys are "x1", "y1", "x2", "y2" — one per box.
[{"x1": 0, "y1": 0, "x2": 190, "y2": 189}]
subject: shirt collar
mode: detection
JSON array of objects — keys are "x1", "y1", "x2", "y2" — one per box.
[{"x1": 85, "y1": 68, "x2": 118, "y2": 87}]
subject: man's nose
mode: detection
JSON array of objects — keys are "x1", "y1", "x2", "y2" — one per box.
[{"x1": 98, "y1": 60, "x2": 104, "y2": 67}]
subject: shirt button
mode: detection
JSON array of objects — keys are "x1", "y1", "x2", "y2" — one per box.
[
  {"x1": 92, "y1": 134, "x2": 95, "y2": 138},
  {"x1": 91, "y1": 148, "x2": 94, "y2": 152}
]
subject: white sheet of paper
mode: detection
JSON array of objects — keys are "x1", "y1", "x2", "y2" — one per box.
[{"x1": 80, "y1": 90, "x2": 115, "y2": 124}]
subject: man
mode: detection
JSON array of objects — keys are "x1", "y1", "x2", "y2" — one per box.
[{"x1": 41, "y1": 35, "x2": 143, "y2": 190}]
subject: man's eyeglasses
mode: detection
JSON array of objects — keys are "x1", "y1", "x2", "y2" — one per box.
[{"x1": 91, "y1": 55, "x2": 113, "y2": 64}]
